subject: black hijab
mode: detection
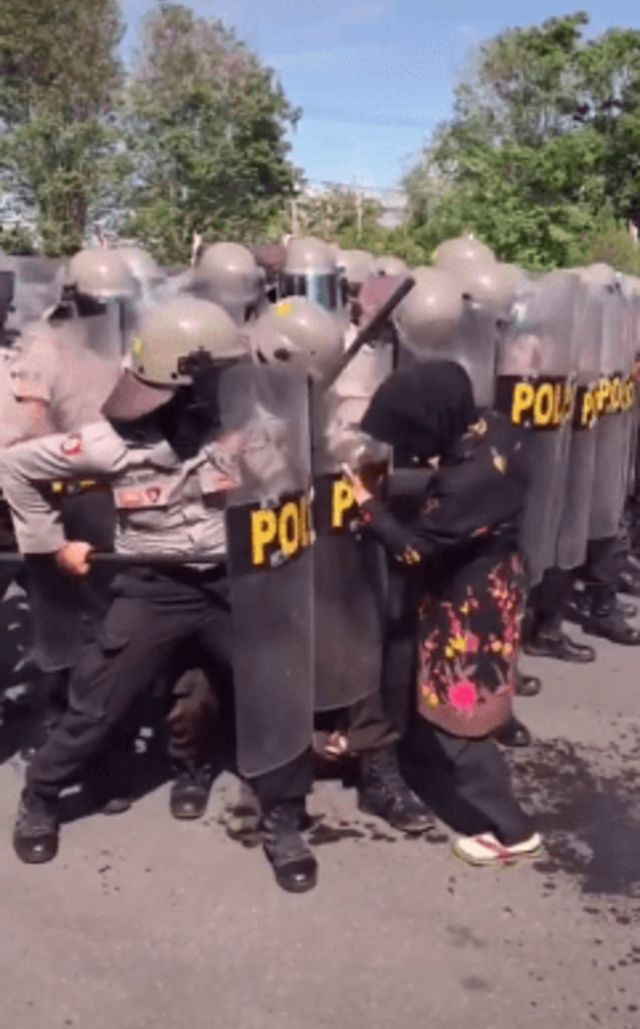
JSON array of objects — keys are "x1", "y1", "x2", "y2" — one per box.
[{"x1": 361, "y1": 360, "x2": 478, "y2": 463}]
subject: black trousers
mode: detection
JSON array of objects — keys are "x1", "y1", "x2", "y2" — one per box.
[
  {"x1": 427, "y1": 725, "x2": 534, "y2": 846},
  {"x1": 582, "y1": 535, "x2": 618, "y2": 587},
  {"x1": 527, "y1": 566, "x2": 573, "y2": 636},
  {"x1": 347, "y1": 690, "x2": 399, "y2": 753},
  {"x1": 26, "y1": 567, "x2": 312, "y2": 812}
]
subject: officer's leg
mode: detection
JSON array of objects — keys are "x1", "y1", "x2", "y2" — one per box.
[
  {"x1": 346, "y1": 690, "x2": 434, "y2": 834},
  {"x1": 166, "y1": 659, "x2": 223, "y2": 820},
  {"x1": 524, "y1": 567, "x2": 595, "y2": 663},
  {"x1": 194, "y1": 580, "x2": 317, "y2": 893},
  {"x1": 14, "y1": 586, "x2": 203, "y2": 864},
  {"x1": 583, "y1": 536, "x2": 640, "y2": 645},
  {"x1": 249, "y1": 749, "x2": 317, "y2": 894}
]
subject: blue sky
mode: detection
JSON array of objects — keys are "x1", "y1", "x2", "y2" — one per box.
[{"x1": 121, "y1": 1, "x2": 640, "y2": 189}]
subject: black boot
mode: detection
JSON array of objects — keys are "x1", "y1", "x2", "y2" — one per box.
[
  {"x1": 13, "y1": 790, "x2": 59, "y2": 864},
  {"x1": 494, "y1": 716, "x2": 532, "y2": 748},
  {"x1": 515, "y1": 671, "x2": 542, "y2": 698},
  {"x1": 584, "y1": 584, "x2": 640, "y2": 645},
  {"x1": 170, "y1": 763, "x2": 215, "y2": 820},
  {"x1": 358, "y1": 746, "x2": 435, "y2": 834},
  {"x1": 524, "y1": 629, "x2": 596, "y2": 663},
  {"x1": 261, "y1": 800, "x2": 317, "y2": 894}
]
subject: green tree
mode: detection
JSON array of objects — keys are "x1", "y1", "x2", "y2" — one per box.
[
  {"x1": 0, "y1": 0, "x2": 123, "y2": 255},
  {"x1": 119, "y1": 2, "x2": 299, "y2": 264},
  {"x1": 405, "y1": 14, "x2": 640, "y2": 269},
  {"x1": 287, "y1": 187, "x2": 424, "y2": 263},
  {"x1": 295, "y1": 188, "x2": 382, "y2": 246}
]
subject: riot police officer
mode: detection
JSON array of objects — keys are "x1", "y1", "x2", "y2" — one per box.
[
  {"x1": 1, "y1": 296, "x2": 318, "y2": 894},
  {"x1": 252, "y1": 297, "x2": 435, "y2": 833}
]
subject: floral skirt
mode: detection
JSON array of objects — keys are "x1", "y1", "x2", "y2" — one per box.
[{"x1": 417, "y1": 550, "x2": 528, "y2": 731}]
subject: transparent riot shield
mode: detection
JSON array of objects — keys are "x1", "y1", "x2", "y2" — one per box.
[
  {"x1": 556, "y1": 281, "x2": 604, "y2": 571},
  {"x1": 450, "y1": 299, "x2": 499, "y2": 407},
  {"x1": 588, "y1": 283, "x2": 636, "y2": 543},
  {"x1": 311, "y1": 336, "x2": 393, "y2": 712},
  {"x1": 495, "y1": 271, "x2": 581, "y2": 585},
  {"x1": 218, "y1": 362, "x2": 314, "y2": 778},
  {"x1": 397, "y1": 296, "x2": 498, "y2": 408},
  {"x1": 627, "y1": 290, "x2": 640, "y2": 500},
  {"x1": 5, "y1": 256, "x2": 64, "y2": 334}
]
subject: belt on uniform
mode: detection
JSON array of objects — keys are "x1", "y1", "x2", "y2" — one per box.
[{"x1": 50, "y1": 480, "x2": 110, "y2": 497}]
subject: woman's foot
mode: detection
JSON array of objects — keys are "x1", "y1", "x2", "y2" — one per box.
[{"x1": 452, "y1": 831, "x2": 543, "y2": 866}]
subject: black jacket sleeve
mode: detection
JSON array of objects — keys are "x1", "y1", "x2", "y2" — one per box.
[{"x1": 360, "y1": 433, "x2": 526, "y2": 567}]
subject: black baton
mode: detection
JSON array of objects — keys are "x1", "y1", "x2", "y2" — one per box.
[{"x1": 322, "y1": 275, "x2": 415, "y2": 393}]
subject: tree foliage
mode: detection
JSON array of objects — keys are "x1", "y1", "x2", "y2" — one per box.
[
  {"x1": 285, "y1": 187, "x2": 423, "y2": 263},
  {"x1": 405, "y1": 13, "x2": 640, "y2": 271},
  {"x1": 118, "y1": 2, "x2": 300, "y2": 264},
  {"x1": 0, "y1": 0, "x2": 123, "y2": 255}
]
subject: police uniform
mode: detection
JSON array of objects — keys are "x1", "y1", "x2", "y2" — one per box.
[
  {"x1": 5, "y1": 325, "x2": 120, "y2": 719},
  {"x1": 5, "y1": 295, "x2": 317, "y2": 894}
]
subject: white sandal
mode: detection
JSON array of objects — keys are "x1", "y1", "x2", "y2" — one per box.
[{"x1": 452, "y1": 831, "x2": 543, "y2": 866}]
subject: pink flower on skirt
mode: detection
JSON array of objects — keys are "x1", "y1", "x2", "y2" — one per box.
[{"x1": 447, "y1": 680, "x2": 478, "y2": 712}]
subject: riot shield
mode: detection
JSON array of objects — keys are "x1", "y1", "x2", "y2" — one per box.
[
  {"x1": 393, "y1": 286, "x2": 500, "y2": 409},
  {"x1": 556, "y1": 280, "x2": 603, "y2": 571},
  {"x1": 311, "y1": 342, "x2": 393, "y2": 712},
  {"x1": 627, "y1": 288, "x2": 640, "y2": 501},
  {"x1": 218, "y1": 362, "x2": 314, "y2": 778},
  {"x1": 588, "y1": 283, "x2": 636, "y2": 542},
  {"x1": 451, "y1": 299, "x2": 499, "y2": 407},
  {"x1": 4, "y1": 256, "x2": 64, "y2": 334},
  {"x1": 495, "y1": 271, "x2": 581, "y2": 585}
]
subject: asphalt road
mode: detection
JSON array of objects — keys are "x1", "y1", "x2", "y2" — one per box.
[{"x1": 0, "y1": 612, "x2": 639, "y2": 1029}]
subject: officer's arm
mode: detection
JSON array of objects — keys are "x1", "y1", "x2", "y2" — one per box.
[{"x1": 0, "y1": 422, "x2": 128, "y2": 554}]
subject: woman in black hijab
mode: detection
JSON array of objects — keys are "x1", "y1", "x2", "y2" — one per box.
[{"x1": 347, "y1": 360, "x2": 542, "y2": 866}]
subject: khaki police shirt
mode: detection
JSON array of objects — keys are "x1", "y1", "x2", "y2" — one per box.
[
  {"x1": 0, "y1": 420, "x2": 242, "y2": 560},
  {"x1": 9, "y1": 322, "x2": 121, "y2": 433},
  {"x1": 0, "y1": 407, "x2": 297, "y2": 561},
  {"x1": 0, "y1": 349, "x2": 57, "y2": 447}
]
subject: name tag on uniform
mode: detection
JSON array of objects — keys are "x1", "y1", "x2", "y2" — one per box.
[
  {"x1": 198, "y1": 466, "x2": 239, "y2": 495},
  {"x1": 113, "y1": 484, "x2": 170, "y2": 509}
]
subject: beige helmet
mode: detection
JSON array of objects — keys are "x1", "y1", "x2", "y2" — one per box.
[
  {"x1": 67, "y1": 248, "x2": 138, "y2": 301},
  {"x1": 250, "y1": 297, "x2": 344, "y2": 381},
  {"x1": 192, "y1": 242, "x2": 263, "y2": 322},
  {"x1": 459, "y1": 260, "x2": 523, "y2": 311},
  {"x1": 103, "y1": 297, "x2": 247, "y2": 420},
  {"x1": 433, "y1": 235, "x2": 495, "y2": 274},
  {"x1": 577, "y1": 262, "x2": 617, "y2": 288},
  {"x1": 117, "y1": 246, "x2": 165, "y2": 289},
  {"x1": 394, "y1": 267, "x2": 463, "y2": 349},
  {"x1": 338, "y1": 249, "x2": 375, "y2": 288},
  {"x1": 373, "y1": 255, "x2": 409, "y2": 277},
  {"x1": 281, "y1": 237, "x2": 342, "y2": 313},
  {"x1": 285, "y1": 237, "x2": 336, "y2": 275}
]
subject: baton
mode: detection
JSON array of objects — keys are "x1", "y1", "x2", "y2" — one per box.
[
  {"x1": 0, "y1": 552, "x2": 225, "y2": 568},
  {"x1": 321, "y1": 275, "x2": 415, "y2": 393}
]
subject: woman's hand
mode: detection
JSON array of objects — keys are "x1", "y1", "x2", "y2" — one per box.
[{"x1": 342, "y1": 464, "x2": 373, "y2": 506}]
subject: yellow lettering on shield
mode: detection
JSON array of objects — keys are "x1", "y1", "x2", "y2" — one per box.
[
  {"x1": 279, "y1": 501, "x2": 301, "y2": 557},
  {"x1": 251, "y1": 509, "x2": 277, "y2": 566},
  {"x1": 332, "y1": 479, "x2": 355, "y2": 530},
  {"x1": 511, "y1": 382, "x2": 535, "y2": 425}
]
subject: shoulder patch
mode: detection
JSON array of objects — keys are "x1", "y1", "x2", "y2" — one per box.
[{"x1": 61, "y1": 433, "x2": 83, "y2": 457}]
